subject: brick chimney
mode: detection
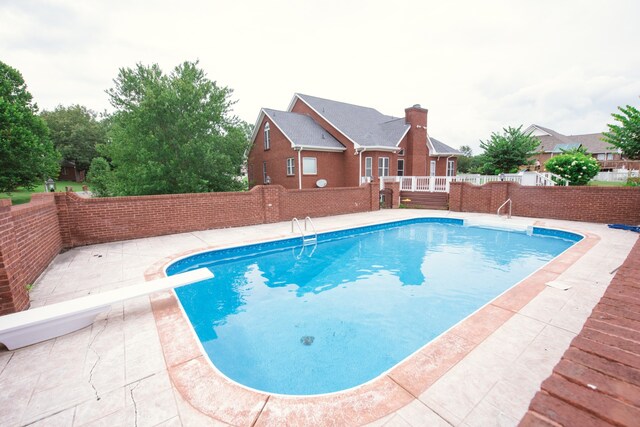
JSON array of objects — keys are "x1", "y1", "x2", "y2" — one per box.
[{"x1": 404, "y1": 104, "x2": 428, "y2": 176}]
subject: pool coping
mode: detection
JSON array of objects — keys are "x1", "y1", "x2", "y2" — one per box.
[{"x1": 144, "y1": 219, "x2": 600, "y2": 426}]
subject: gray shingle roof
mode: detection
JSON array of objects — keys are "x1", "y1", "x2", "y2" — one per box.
[
  {"x1": 295, "y1": 94, "x2": 410, "y2": 148},
  {"x1": 263, "y1": 108, "x2": 345, "y2": 150},
  {"x1": 429, "y1": 137, "x2": 461, "y2": 155},
  {"x1": 530, "y1": 125, "x2": 614, "y2": 154}
]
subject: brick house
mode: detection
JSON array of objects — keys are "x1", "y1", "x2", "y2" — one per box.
[
  {"x1": 524, "y1": 124, "x2": 637, "y2": 171},
  {"x1": 247, "y1": 94, "x2": 460, "y2": 189}
]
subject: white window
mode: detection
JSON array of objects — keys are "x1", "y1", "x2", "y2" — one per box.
[
  {"x1": 286, "y1": 158, "x2": 295, "y2": 176},
  {"x1": 430, "y1": 160, "x2": 436, "y2": 176},
  {"x1": 365, "y1": 157, "x2": 373, "y2": 177},
  {"x1": 597, "y1": 153, "x2": 605, "y2": 160},
  {"x1": 378, "y1": 157, "x2": 389, "y2": 177},
  {"x1": 264, "y1": 122, "x2": 270, "y2": 150},
  {"x1": 303, "y1": 157, "x2": 317, "y2": 175},
  {"x1": 446, "y1": 159, "x2": 455, "y2": 176},
  {"x1": 607, "y1": 153, "x2": 614, "y2": 160},
  {"x1": 262, "y1": 161, "x2": 268, "y2": 183},
  {"x1": 397, "y1": 159, "x2": 405, "y2": 176}
]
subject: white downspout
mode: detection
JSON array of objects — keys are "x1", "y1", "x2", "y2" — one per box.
[{"x1": 297, "y1": 148, "x2": 303, "y2": 189}]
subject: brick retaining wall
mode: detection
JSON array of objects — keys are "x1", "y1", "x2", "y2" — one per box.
[
  {"x1": 0, "y1": 184, "x2": 378, "y2": 314},
  {"x1": 520, "y1": 238, "x2": 640, "y2": 426},
  {"x1": 450, "y1": 182, "x2": 640, "y2": 224},
  {"x1": 0, "y1": 195, "x2": 62, "y2": 314}
]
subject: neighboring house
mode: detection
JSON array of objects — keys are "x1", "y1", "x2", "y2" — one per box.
[
  {"x1": 58, "y1": 160, "x2": 86, "y2": 182},
  {"x1": 247, "y1": 94, "x2": 460, "y2": 189},
  {"x1": 525, "y1": 125, "x2": 631, "y2": 171}
]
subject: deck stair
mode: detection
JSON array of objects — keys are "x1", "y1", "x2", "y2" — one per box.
[{"x1": 399, "y1": 191, "x2": 449, "y2": 210}]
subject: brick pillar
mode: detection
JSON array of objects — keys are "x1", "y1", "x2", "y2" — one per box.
[
  {"x1": 489, "y1": 182, "x2": 511, "y2": 213},
  {"x1": 54, "y1": 192, "x2": 72, "y2": 248},
  {"x1": 261, "y1": 185, "x2": 283, "y2": 223},
  {"x1": 0, "y1": 200, "x2": 29, "y2": 315},
  {"x1": 369, "y1": 181, "x2": 380, "y2": 211},
  {"x1": 387, "y1": 181, "x2": 401, "y2": 208},
  {"x1": 449, "y1": 182, "x2": 463, "y2": 212}
]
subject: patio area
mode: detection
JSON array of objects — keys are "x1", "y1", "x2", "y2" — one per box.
[{"x1": 0, "y1": 209, "x2": 637, "y2": 426}]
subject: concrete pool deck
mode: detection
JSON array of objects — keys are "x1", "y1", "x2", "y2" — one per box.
[{"x1": 0, "y1": 209, "x2": 637, "y2": 426}]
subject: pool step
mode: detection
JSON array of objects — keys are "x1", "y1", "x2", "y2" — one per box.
[{"x1": 463, "y1": 218, "x2": 533, "y2": 233}]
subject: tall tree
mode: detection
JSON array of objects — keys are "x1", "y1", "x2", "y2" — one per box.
[
  {"x1": 456, "y1": 145, "x2": 473, "y2": 173},
  {"x1": 479, "y1": 125, "x2": 540, "y2": 174},
  {"x1": 0, "y1": 61, "x2": 60, "y2": 193},
  {"x1": 603, "y1": 103, "x2": 640, "y2": 159},
  {"x1": 41, "y1": 105, "x2": 107, "y2": 171},
  {"x1": 95, "y1": 61, "x2": 250, "y2": 196}
]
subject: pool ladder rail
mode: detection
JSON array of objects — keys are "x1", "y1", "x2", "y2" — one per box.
[
  {"x1": 497, "y1": 198, "x2": 512, "y2": 219},
  {"x1": 291, "y1": 216, "x2": 318, "y2": 246}
]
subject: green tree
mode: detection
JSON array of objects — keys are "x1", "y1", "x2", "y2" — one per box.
[
  {"x1": 101, "y1": 61, "x2": 251, "y2": 196},
  {"x1": 456, "y1": 145, "x2": 473, "y2": 173},
  {"x1": 603, "y1": 103, "x2": 640, "y2": 159},
  {"x1": 0, "y1": 61, "x2": 60, "y2": 193},
  {"x1": 479, "y1": 125, "x2": 540, "y2": 174},
  {"x1": 41, "y1": 105, "x2": 107, "y2": 171},
  {"x1": 544, "y1": 150, "x2": 600, "y2": 185},
  {"x1": 86, "y1": 157, "x2": 112, "y2": 196}
]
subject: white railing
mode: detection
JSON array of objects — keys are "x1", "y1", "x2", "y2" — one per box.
[
  {"x1": 593, "y1": 170, "x2": 639, "y2": 182},
  {"x1": 396, "y1": 176, "x2": 454, "y2": 193},
  {"x1": 454, "y1": 174, "x2": 522, "y2": 185}
]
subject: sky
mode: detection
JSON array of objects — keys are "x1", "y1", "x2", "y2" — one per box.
[{"x1": 2, "y1": 0, "x2": 640, "y2": 154}]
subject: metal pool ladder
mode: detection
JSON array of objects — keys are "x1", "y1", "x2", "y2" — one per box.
[
  {"x1": 292, "y1": 216, "x2": 318, "y2": 246},
  {"x1": 497, "y1": 198, "x2": 512, "y2": 219}
]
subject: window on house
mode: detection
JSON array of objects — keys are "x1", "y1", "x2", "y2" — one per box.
[
  {"x1": 286, "y1": 158, "x2": 295, "y2": 176},
  {"x1": 446, "y1": 159, "x2": 455, "y2": 176},
  {"x1": 303, "y1": 157, "x2": 317, "y2": 175},
  {"x1": 264, "y1": 122, "x2": 270, "y2": 150},
  {"x1": 397, "y1": 159, "x2": 405, "y2": 176},
  {"x1": 430, "y1": 160, "x2": 436, "y2": 176},
  {"x1": 378, "y1": 157, "x2": 389, "y2": 177},
  {"x1": 398, "y1": 149, "x2": 404, "y2": 156},
  {"x1": 365, "y1": 157, "x2": 372, "y2": 177},
  {"x1": 607, "y1": 153, "x2": 614, "y2": 160},
  {"x1": 597, "y1": 153, "x2": 605, "y2": 160},
  {"x1": 262, "y1": 161, "x2": 268, "y2": 183}
]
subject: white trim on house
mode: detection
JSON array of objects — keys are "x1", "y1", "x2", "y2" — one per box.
[
  {"x1": 524, "y1": 125, "x2": 552, "y2": 137},
  {"x1": 427, "y1": 135, "x2": 460, "y2": 156}
]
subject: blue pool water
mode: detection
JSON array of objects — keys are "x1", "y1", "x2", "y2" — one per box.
[{"x1": 168, "y1": 218, "x2": 580, "y2": 395}]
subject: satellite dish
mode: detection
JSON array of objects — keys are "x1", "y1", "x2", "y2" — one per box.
[{"x1": 316, "y1": 179, "x2": 327, "y2": 188}]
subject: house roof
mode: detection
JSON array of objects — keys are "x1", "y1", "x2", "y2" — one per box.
[
  {"x1": 293, "y1": 93, "x2": 410, "y2": 149},
  {"x1": 526, "y1": 124, "x2": 614, "y2": 154},
  {"x1": 262, "y1": 108, "x2": 345, "y2": 151},
  {"x1": 428, "y1": 137, "x2": 462, "y2": 156}
]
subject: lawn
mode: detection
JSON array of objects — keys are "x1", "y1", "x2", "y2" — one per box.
[
  {"x1": 1, "y1": 181, "x2": 88, "y2": 205},
  {"x1": 588, "y1": 180, "x2": 627, "y2": 187}
]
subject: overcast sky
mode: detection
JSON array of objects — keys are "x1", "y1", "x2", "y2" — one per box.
[{"x1": 2, "y1": 0, "x2": 639, "y2": 153}]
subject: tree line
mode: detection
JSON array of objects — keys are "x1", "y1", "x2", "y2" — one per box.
[
  {"x1": 1, "y1": 57, "x2": 638, "y2": 194},
  {"x1": 1, "y1": 60, "x2": 251, "y2": 196},
  {"x1": 456, "y1": 108, "x2": 640, "y2": 185}
]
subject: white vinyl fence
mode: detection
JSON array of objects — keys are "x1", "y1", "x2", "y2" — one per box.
[{"x1": 593, "y1": 170, "x2": 639, "y2": 182}]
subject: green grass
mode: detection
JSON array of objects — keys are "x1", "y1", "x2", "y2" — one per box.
[
  {"x1": 588, "y1": 180, "x2": 627, "y2": 187},
  {"x1": 1, "y1": 181, "x2": 88, "y2": 205}
]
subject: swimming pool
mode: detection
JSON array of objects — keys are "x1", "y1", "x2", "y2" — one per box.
[{"x1": 167, "y1": 218, "x2": 581, "y2": 395}]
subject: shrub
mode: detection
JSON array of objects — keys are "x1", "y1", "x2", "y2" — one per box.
[
  {"x1": 626, "y1": 177, "x2": 640, "y2": 187},
  {"x1": 544, "y1": 153, "x2": 600, "y2": 185},
  {"x1": 86, "y1": 157, "x2": 112, "y2": 197}
]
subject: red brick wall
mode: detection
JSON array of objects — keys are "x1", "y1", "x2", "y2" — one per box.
[
  {"x1": 0, "y1": 194, "x2": 62, "y2": 314},
  {"x1": 450, "y1": 182, "x2": 640, "y2": 223},
  {"x1": 0, "y1": 184, "x2": 379, "y2": 313},
  {"x1": 281, "y1": 185, "x2": 379, "y2": 219}
]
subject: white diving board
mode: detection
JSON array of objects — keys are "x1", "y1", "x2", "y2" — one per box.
[{"x1": 0, "y1": 268, "x2": 213, "y2": 350}]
